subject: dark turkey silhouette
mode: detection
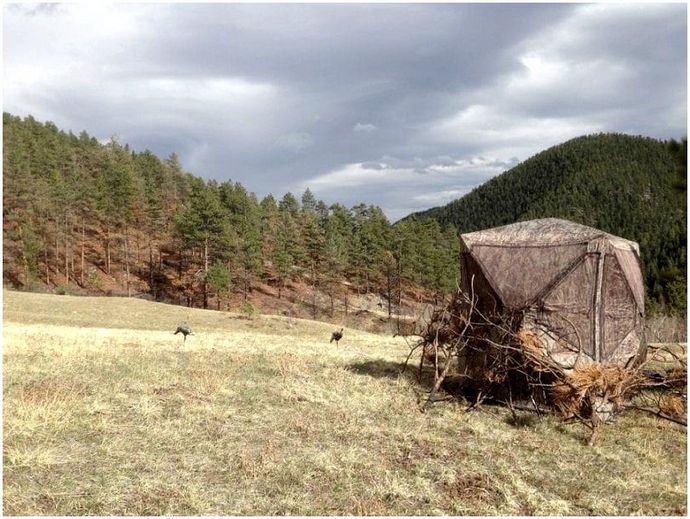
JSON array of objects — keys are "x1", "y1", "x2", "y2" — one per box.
[
  {"x1": 174, "y1": 323, "x2": 193, "y2": 342},
  {"x1": 330, "y1": 327, "x2": 344, "y2": 346}
]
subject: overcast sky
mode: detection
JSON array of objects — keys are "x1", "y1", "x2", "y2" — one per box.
[{"x1": 3, "y1": 3, "x2": 687, "y2": 221}]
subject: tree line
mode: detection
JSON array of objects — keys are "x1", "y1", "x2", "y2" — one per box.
[{"x1": 2, "y1": 112, "x2": 460, "y2": 315}]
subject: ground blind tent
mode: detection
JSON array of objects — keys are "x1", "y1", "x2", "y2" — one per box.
[{"x1": 460, "y1": 218, "x2": 645, "y2": 368}]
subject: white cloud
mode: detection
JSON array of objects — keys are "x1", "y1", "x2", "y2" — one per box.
[
  {"x1": 412, "y1": 189, "x2": 471, "y2": 204},
  {"x1": 307, "y1": 162, "x2": 407, "y2": 189},
  {"x1": 428, "y1": 104, "x2": 601, "y2": 160},
  {"x1": 144, "y1": 77, "x2": 276, "y2": 102},
  {"x1": 353, "y1": 122, "x2": 377, "y2": 133},
  {"x1": 303, "y1": 154, "x2": 513, "y2": 219}
]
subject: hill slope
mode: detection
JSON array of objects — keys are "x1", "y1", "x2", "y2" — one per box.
[{"x1": 408, "y1": 133, "x2": 687, "y2": 311}]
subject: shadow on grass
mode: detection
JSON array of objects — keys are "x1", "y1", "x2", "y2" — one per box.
[
  {"x1": 345, "y1": 359, "x2": 437, "y2": 390},
  {"x1": 503, "y1": 413, "x2": 539, "y2": 429}
]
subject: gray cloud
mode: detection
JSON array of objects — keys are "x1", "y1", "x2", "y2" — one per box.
[
  {"x1": 274, "y1": 132, "x2": 315, "y2": 153},
  {"x1": 3, "y1": 3, "x2": 686, "y2": 220}
]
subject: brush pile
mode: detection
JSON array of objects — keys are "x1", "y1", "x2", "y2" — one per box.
[
  {"x1": 550, "y1": 365, "x2": 640, "y2": 421},
  {"x1": 409, "y1": 289, "x2": 686, "y2": 444}
]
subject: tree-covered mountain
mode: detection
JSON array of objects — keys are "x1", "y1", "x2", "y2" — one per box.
[
  {"x1": 2, "y1": 112, "x2": 460, "y2": 317},
  {"x1": 408, "y1": 133, "x2": 687, "y2": 313}
]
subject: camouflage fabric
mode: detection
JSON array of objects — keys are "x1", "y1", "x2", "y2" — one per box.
[{"x1": 460, "y1": 218, "x2": 645, "y2": 367}]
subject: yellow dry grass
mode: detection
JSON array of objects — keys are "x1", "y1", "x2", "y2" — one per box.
[
  {"x1": 550, "y1": 365, "x2": 642, "y2": 419},
  {"x1": 3, "y1": 289, "x2": 687, "y2": 515}
]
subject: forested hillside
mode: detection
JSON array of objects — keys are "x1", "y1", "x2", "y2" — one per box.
[
  {"x1": 410, "y1": 134, "x2": 687, "y2": 314},
  {"x1": 2, "y1": 113, "x2": 460, "y2": 317},
  {"x1": 4, "y1": 115, "x2": 685, "y2": 317}
]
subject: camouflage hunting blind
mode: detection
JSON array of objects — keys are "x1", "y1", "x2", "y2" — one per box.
[{"x1": 460, "y1": 218, "x2": 646, "y2": 368}]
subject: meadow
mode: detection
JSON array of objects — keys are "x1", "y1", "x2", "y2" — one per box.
[{"x1": 3, "y1": 290, "x2": 687, "y2": 515}]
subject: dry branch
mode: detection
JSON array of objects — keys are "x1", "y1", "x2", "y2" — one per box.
[{"x1": 413, "y1": 285, "x2": 687, "y2": 444}]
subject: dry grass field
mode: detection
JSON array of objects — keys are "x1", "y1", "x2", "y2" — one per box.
[{"x1": 3, "y1": 290, "x2": 687, "y2": 515}]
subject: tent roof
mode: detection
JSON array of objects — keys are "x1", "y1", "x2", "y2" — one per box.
[{"x1": 461, "y1": 218, "x2": 639, "y2": 253}]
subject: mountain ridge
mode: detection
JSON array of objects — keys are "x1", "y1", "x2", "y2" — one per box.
[{"x1": 404, "y1": 133, "x2": 687, "y2": 311}]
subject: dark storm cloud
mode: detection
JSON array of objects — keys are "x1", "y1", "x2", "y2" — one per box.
[
  {"x1": 136, "y1": 4, "x2": 571, "y2": 87},
  {"x1": 3, "y1": 3, "x2": 686, "y2": 219}
]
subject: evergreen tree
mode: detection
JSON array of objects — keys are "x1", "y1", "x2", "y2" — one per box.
[
  {"x1": 349, "y1": 204, "x2": 390, "y2": 293},
  {"x1": 273, "y1": 212, "x2": 297, "y2": 298},
  {"x1": 301, "y1": 188, "x2": 318, "y2": 215},
  {"x1": 279, "y1": 192, "x2": 300, "y2": 216},
  {"x1": 382, "y1": 250, "x2": 398, "y2": 318},
  {"x1": 259, "y1": 194, "x2": 280, "y2": 279},
  {"x1": 175, "y1": 179, "x2": 230, "y2": 308},
  {"x1": 207, "y1": 259, "x2": 232, "y2": 310},
  {"x1": 220, "y1": 182, "x2": 264, "y2": 300},
  {"x1": 96, "y1": 139, "x2": 137, "y2": 284},
  {"x1": 133, "y1": 150, "x2": 167, "y2": 296},
  {"x1": 302, "y1": 212, "x2": 325, "y2": 318},
  {"x1": 321, "y1": 206, "x2": 350, "y2": 314}
]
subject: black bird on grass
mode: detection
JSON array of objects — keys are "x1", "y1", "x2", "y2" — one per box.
[
  {"x1": 174, "y1": 323, "x2": 193, "y2": 342},
  {"x1": 330, "y1": 327, "x2": 344, "y2": 346}
]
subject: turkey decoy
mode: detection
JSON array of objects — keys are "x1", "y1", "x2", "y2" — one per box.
[
  {"x1": 330, "y1": 327, "x2": 344, "y2": 346},
  {"x1": 174, "y1": 323, "x2": 193, "y2": 342}
]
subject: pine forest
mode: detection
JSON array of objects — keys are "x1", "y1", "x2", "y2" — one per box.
[{"x1": 3, "y1": 113, "x2": 460, "y2": 320}]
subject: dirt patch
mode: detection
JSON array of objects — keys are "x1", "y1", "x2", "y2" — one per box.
[
  {"x1": 13, "y1": 379, "x2": 87, "y2": 404},
  {"x1": 443, "y1": 472, "x2": 504, "y2": 507}
]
